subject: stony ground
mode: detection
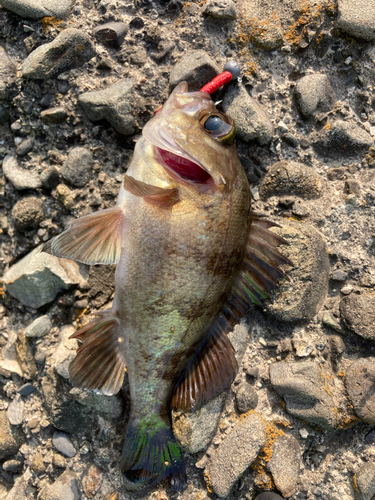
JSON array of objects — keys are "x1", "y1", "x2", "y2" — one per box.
[{"x1": 1, "y1": 0, "x2": 375, "y2": 499}]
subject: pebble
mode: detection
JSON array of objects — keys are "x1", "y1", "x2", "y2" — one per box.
[
  {"x1": 332, "y1": 270, "x2": 347, "y2": 281},
  {"x1": 93, "y1": 22, "x2": 128, "y2": 48},
  {"x1": 265, "y1": 222, "x2": 329, "y2": 323},
  {"x1": 270, "y1": 362, "x2": 337, "y2": 430},
  {"x1": 341, "y1": 285, "x2": 354, "y2": 294},
  {"x1": 354, "y1": 461, "x2": 375, "y2": 499},
  {"x1": 223, "y1": 84, "x2": 274, "y2": 145},
  {"x1": 204, "y1": 0, "x2": 236, "y2": 20},
  {"x1": 7, "y1": 394, "x2": 24, "y2": 426},
  {"x1": 11, "y1": 198, "x2": 44, "y2": 232},
  {"x1": 2, "y1": 155, "x2": 42, "y2": 190},
  {"x1": 322, "y1": 311, "x2": 343, "y2": 334},
  {"x1": 205, "y1": 412, "x2": 266, "y2": 497},
  {"x1": 31, "y1": 452, "x2": 46, "y2": 474},
  {"x1": 22, "y1": 28, "x2": 96, "y2": 80},
  {"x1": 82, "y1": 464, "x2": 103, "y2": 498},
  {"x1": 0, "y1": 47, "x2": 17, "y2": 100},
  {"x1": 294, "y1": 74, "x2": 336, "y2": 118},
  {"x1": 3, "y1": 244, "x2": 89, "y2": 309},
  {"x1": 339, "y1": 294, "x2": 375, "y2": 339},
  {"x1": 234, "y1": 381, "x2": 258, "y2": 413},
  {"x1": 79, "y1": 79, "x2": 135, "y2": 135},
  {"x1": 0, "y1": 410, "x2": 20, "y2": 459},
  {"x1": 42, "y1": 469, "x2": 80, "y2": 500},
  {"x1": 15, "y1": 331, "x2": 37, "y2": 379},
  {"x1": 260, "y1": 161, "x2": 323, "y2": 200},
  {"x1": 17, "y1": 383, "x2": 36, "y2": 396},
  {"x1": 269, "y1": 435, "x2": 301, "y2": 497},
  {"x1": 282, "y1": 133, "x2": 299, "y2": 148},
  {"x1": 3, "y1": 459, "x2": 22, "y2": 473},
  {"x1": 336, "y1": 0, "x2": 375, "y2": 41},
  {"x1": 16, "y1": 139, "x2": 33, "y2": 157},
  {"x1": 51, "y1": 325, "x2": 78, "y2": 380},
  {"x1": 345, "y1": 358, "x2": 375, "y2": 423},
  {"x1": 40, "y1": 165, "x2": 60, "y2": 189},
  {"x1": 52, "y1": 430, "x2": 77, "y2": 458},
  {"x1": 55, "y1": 183, "x2": 75, "y2": 210},
  {"x1": 1, "y1": 0, "x2": 76, "y2": 19},
  {"x1": 299, "y1": 428, "x2": 309, "y2": 439},
  {"x1": 169, "y1": 50, "x2": 219, "y2": 91},
  {"x1": 311, "y1": 120, "x2": 373, "y2": 158},
  {"x1": 52, "y1": 453, "x2": 67, "y2": 468},
  {"x1": 40, "y1": 107, "x2": 68, "y2": 124},
  {"x1": 25, "y1": 315, "x2": 52, "y2": 338},
  {"x1": 61, "y1": 147, "x2": 93, "y2": 187}
]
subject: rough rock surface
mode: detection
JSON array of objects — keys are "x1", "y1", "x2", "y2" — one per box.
[
  {"x1": 11, "y1": 197, "x2": 44, "y2": 230},
  {"x1": 0, "y1": 0, "x2": 76, "y2": 19},
  {"x1": 294, "y1": 73, "x2": 336, "y2": 118},
  {"x1": 0, "y1": 410, "x2": 20, "y2": 459},
  {"x1": 354, "y1": 461, "x2": 375, "y2": 500},
  {"x1": 269, "y1": 435, "x2": 301, "y2": 498},
  {"x1": 61, "y1": 147, "x2": 93, "y2": 187},
  {"x1": 265, "y1": 221, "x2": 330, "y2": 323},
  {"x1": 3, "y1": 246, "x2": 89, "y2": 308},
  {"x1": 205, "y1": 412, "x2": 266, "y2": 497},
  {"x1": 169, "y1": 50, "x2": 219, "y2": 91},
  {"x1": 22, "y1": 29, "x2": 95, "y2": 80},
  {"x1": 270, "y1": 361, "x2": 338, "y2": 430},
  {"x1": 0, "y1": 47, "x2": 17, "y2": 100},
  {"x1": 260, "y1": 161, "x2": 323, "y2": 199},
  {"x1": 339, "y1": 294, "x2": 375, "y2": 340},
  {"x1": 223, "y1": 84, "x2": 274, "y2": 145},
  {"x1": 2, "y1": 155, "x2": 42, "y2": 190},
  {"x1": 345, "y1": 358, "x2": 375, "y2": 423},
  {"x1": 42, "y1": 469, "x2": 80, "y2": 500},
  {"x1": 336, "y1": 0, "x2": 375, "y2": 41},
  {"x1": 79, "y1": 79, "x2": 135, "y2": 135}
]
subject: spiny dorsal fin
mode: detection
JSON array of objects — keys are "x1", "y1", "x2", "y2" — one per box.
[
  {"x1": 124, "y1": 175, "x2": 180, "y2": 208},
  {"x1": 223, "y1": 213, "x2": 293, "y2": 322},
  {"x1": 170, "y1": 316, "x2": 238, "y2": 413},
  {"x1": 69, "y1": 311, "x2": 126, "y2": 396},
  {"x1": 43, "y1": 206, "x2": 124, "y2": 265}
]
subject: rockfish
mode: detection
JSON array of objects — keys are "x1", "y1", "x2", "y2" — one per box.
[{"x1": 44, "y1": 82, "x2": 291, "y2": 491}]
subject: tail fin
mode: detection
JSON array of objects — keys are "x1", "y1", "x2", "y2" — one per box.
[{"x1": 121, "y1": 414, "x2": 186, "y2": 491}]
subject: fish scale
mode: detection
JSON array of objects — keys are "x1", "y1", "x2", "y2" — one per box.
[{"x1": 44, "y1": 81, "x2": 291, "y2": 491}]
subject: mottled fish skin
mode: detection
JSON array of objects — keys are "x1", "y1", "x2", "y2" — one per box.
[{"x1": 44, "y1": 82, "x2": 288, "y2": 491}]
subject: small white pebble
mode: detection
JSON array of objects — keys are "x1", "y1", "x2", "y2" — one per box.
[
  {"x1": 299, "y1": 428, "x2": 309, "y2": 439},
  {"x1": 341, "y1": 286, "x2": 354, "y2": 295}
]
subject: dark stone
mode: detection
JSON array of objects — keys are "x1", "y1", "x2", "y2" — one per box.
[
  {"x1": 40, "y1": 165, "x2": 60, "y2": 190},
  {"x1": 11, "y1": 197, "x2": 44, "y2": 230},
  {"x1": 234, "y1": 382, "x2": 258, "y2": 413},
  {"x1": 57, "y1": 80, "x2": 70, "y2": 94},
  {"x1": 61, "y1": 147, "x2": 93, "y2": 187},
  {"x1": 93, "y1": 22, "x2": 128, "y2": 48},
  {"x1": 16, "y1": 139, "x2": 33, "y2": 156},
  {"x1": 282, "y1": 133, "x2": 299, "y2": 148},
  {"x1": 17, "y1": 383, "x2": 36, "y2": 396},
  {"x1": 0, "y1": 47, "x2": 17, "y2": 99},
  {"x1": 129, "y1": 17, "x2": 144, "y2": 29},
  {"x1": 39, "y1": 94, "x2": 55, "y2": 108},
  {"x1": 52, "y1": 400, "x2": 94, "y2": 434}
]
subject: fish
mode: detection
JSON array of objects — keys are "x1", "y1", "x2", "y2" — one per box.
[{"x1": 43, "y1": 81, "x2": 292, "y2": 491}]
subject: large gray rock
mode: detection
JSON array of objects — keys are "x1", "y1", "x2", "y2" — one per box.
[
  {"x1": 265, "y1": 222, "x2": 329, "y2": 323},
  {"x1": 61, "y1": 147, "x2": 93, "y2": 187},
  {"x1": 223, "y1": 84, "x2": 274, "y2": 145},
  {"x1": 354, "y1": 461, "x2": 375, "y2": 500},
  {"x1": 0, "y1": 0, "x2": 76, "y2": 19},
  {"x1": 294, "y1": 74, "x2": 336, "y2": 118},
  {"x1": 270, "y1": 361, "x2": 337, "y2": 430},
  {"x1": 0, "y1": 47, "x2": 17, "y2": 100},
  {"x1": 4, "y1": 475, "x2": 26, "y2": 500},
  {"x1": 204, "y1": 0, "x2": 236, "y2": 20},
  {"x1": 22, "y1": 28, "x2": 95, "y2": 80},
  {"x1": 205, "y1": 412, "x2": 266, "y2": 498},
  {"x1": 11, "y1": 197, "x2": 44, "y2": 230},
  {"x1": 3, "y1": 245, "x2": 89, "y2": 309},
  {"x1": 260, "y1": 161, "x2": 323, "y2": 200},
  {"x1": 345, "y1": 358, "x2": 375, "y2": 423},
  {"x1": 172, "y1": 325, "x2": 249, "y2": 453},
  {"x1": 269, "y1": 435, "x2": 301, "y2": 498},
  {"x1": 2, "y1": 155, "x2": 42, "y2": 190},
  {"x1": 340, "y1": 295, "x2": 375, "y2": 340},
  {"x1": 311, "y1": 120, "x2": 373, "y2": 158},
  {"x1": 336, "y1": 0, "x2": 375, "y2": 41},
  {"x1": 0, "y1": 410, "x2": 20, "y2": 460},
  {"x1": 24, "y1": 315, "x2": 52, "y2": 338},
  {"x1": 42, "y1": 470, "x2": 80, "y2": 500},
  {"x1": 169, "y1": 50, "x2": 219, "y2": 91},
  {"x1": 79, "y1": 79, "x2": 135, "y2": 135}
]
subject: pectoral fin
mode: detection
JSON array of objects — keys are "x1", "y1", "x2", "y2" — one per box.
[
  {"x1": 124, "y1": 175, "x2": 180, "y2": 208},
  {"x1": 171, "y1": 316, "x2": 238, "y2": 413},
  {"x1": 43, "y1": 206, "x2": 124, "y2": 265},
  {"x1": 69, "y1": 311, "x2": 126, "y2": 396}
]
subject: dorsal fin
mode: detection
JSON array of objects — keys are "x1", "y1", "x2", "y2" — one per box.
[
  {"x1": 223, "y1": 213, "x2": 293, "y2": 323},
  {"x1": 124, "y1": 175, "x2": 180, "y2": 208},
  {"x1": 43, "y1": 206, "x2": 124, "y2": 265},
  {"x1": 69, "y1": 311, "x2": 126, "y2": 396},
  {"x1": 170, "y1": 316, "x2": 237, "y2": 413}
]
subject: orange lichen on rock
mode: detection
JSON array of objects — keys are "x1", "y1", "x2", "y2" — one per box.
[
  {"x1": 284, "y1": 1, "x2": 323, "y2": 48},
  {"x1": 203, "y1": 472, "x2": 213, "y2": 494},
  {"x1": 41, "y1": 16, "x2": 64, "y2": 33}
]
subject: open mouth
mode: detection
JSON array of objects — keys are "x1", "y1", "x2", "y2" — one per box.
[{"x1": 156, "y1": 147, "x2": 214, "y2": 187}]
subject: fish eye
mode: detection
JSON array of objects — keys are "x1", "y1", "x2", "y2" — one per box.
[{"x1": 200, "y1": 112, "x2": 236, "y2": 145}]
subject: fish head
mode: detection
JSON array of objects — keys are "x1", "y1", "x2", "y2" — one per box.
[{"x1": 142, "y1": 82, "x2": 241, "y2": 191}]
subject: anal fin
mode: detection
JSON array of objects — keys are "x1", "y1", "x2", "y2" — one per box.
[
  {"x1": 43, "y1": 206, "x2": 124, "y2": 265},
  {"x1": 170, "y1": 316, "x2": 238, "y2": 413},
  {"x1": 124, "y1": 175, "x2": 180, "y2": 208},
  {"x1": 69, "y1": 311, "x2": 126, "y2": 395}
]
